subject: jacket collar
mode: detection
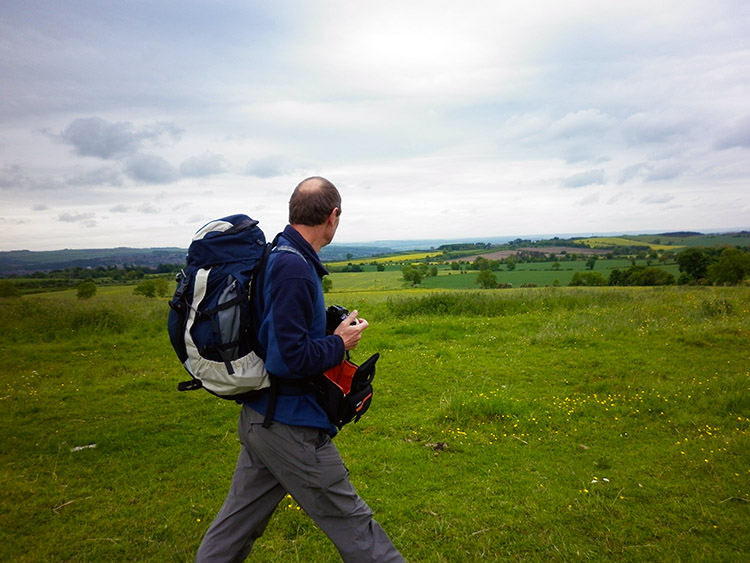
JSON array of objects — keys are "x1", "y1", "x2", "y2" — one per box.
[{"x1": 280, "y1": 225, "x2": 330, "y2": 278}]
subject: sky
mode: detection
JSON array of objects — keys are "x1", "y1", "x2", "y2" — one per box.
[{"x1": 1, "y1": 0, "x2": 749, "y2": 251}]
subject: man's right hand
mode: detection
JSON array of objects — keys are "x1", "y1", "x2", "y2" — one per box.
[{"x1": 334, "y1": 310, "x2": 369, "y2": 350}]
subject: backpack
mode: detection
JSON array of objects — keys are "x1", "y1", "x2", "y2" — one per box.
[{"x1": 167, "y1": 214, "x2": 270, "y2": 399}]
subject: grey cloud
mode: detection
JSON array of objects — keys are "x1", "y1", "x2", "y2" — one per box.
[
  {"x1": 641, "y1": 193, "x2": 675, "y2": 204},
  {"x1": 57, "y1": 117, "x2": 183, "y2": 159},
  {"x1": 618, "y1": 162, "x2": 652, "y2": 184},
  {"x1": 138, "y1": 202, "x2": 161, "y2": 214},
  {"x1": 187, "y1": 214, "x2": 207, "y2": 224},
  {"x1": 110, "y1": 204, "x2": 130, "y2": 213},
  {"x1": 58, "y1": 212, "x2": 96, "y2": 223},
  {"x1": 0, "y1": 165, "x2": 23, "y2": 190},
  {"x1": 0, "y1": 165, "x2": 53, "y2": 192},
  {"x1": 577, "y1": 193, "x2": 600, "y2": 206},
  {"x1": 549, "y1": 109, "x2": 614, "y2": 139},
  {"x1": 607, "y1": 191, "x2": 632, "y2": 205},
  {"x1": 245, "y1": 155, "x2": 306, "y2": 178},
  {"x1": 32, "y1": 204, "x2": 49, "y2": 211},
  {"x1": 714, "y1": 115, "x2": 750, "y2": 150},
  {"x1": 560, "y1": 169, "x2": 606, "y2": 188},
  {"x1": 124, "y1": 154, "x2": 178, "y2": 184},
  {"x1": 65, "y1": 166, "x2": 123, "y2": 187},
  {"x1": 180, "y1": 153, "x2": 228, "y2": 177},
  {"x1": 644, "y1": 163, "x2": 685, "y2": 182},
  {"x1": 621, "y1": 112, "x2": 693, "y2": 144}
]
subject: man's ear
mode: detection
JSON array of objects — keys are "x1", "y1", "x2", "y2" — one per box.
[{"x1": 328, "y1": 207, "x2": 340, "y2": 224}]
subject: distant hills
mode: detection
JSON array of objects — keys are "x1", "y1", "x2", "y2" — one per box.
[
  {"x1": 0, "y1": 244, "x2": 396, "y2": 275},
  {"x1": 1, "y1": 230, "x2": 746, "y2": 276}
]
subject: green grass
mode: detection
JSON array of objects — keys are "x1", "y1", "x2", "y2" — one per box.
[
  {"x1": 327, "y1": 259, "x2": 680, "y2": 292},
  {"x1": 1, "y1": 286, "x2": 749, "y2": 561}
]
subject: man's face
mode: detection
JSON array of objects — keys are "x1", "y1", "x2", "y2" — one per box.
[{"x1": 323, "y1": 208, "x2": 341, "y2": 246}]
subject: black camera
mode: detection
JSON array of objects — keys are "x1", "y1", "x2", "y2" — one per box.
[{"x1": 326, "y1": 305, "x2": 350, "y2": 335}]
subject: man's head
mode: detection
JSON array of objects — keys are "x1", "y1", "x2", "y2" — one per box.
[
  {"x1": 289, "y1": 176, "x2": 342, "y2": 251},
  {"x1": 289, "y1": 176, "x2": 341, "y2": 226}
]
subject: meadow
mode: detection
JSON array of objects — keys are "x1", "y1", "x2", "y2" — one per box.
[
  {"x1": 1, "y1": 284, "x2": 748, "y2": 561},
  {"x1": 326, "y1": 258, "x2": 681, "y2": 293}
]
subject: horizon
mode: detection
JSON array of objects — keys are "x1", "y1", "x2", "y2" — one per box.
[{"x1": 2, "y1": 226, "x2": 747, "y2": 254}]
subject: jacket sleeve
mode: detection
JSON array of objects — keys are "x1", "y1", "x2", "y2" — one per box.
[{"x1": 263, "y1": 256, "x2": 344, "y2": 378}]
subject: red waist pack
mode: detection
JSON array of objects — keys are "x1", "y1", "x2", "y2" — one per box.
[{"x1": 318, "y1": 353, "x2": 379, "y2": 430}]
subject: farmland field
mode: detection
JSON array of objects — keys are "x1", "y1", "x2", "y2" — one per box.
[
  {"x1": 327, "y1": 258, "x2": 681, "y2": 292},
  {"x1": 573, "y1": 237, "x2": 678, "y2": 251},
  {"x1": 1, "y1": 285, "x2": 749, "y2": 561}
]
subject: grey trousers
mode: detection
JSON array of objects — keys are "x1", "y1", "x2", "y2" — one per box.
[{"x1": 195, "y1": 406, "x2": 405, "y2": 562}]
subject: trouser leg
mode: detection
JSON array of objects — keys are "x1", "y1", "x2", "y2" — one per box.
[
  {"x1": 244, "y1": 407, "x2": 405, "y2": 563},
  {"x1": 195, "y1": 415, "x2": 287, "y2": 562}
]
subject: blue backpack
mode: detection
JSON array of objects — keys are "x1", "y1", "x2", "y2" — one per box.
[{"x1": 167, "y1": 214, "x2": 270, "y2": 399}]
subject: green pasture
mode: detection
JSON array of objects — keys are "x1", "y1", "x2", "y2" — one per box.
[
  {"x1": 1, "y1": 286, "x2": 749, "y2": 561},
  {"x1": 616, "y1": 233, "x2": 750, "y2": 249},
  {"x1": 327, "y1": 258, "x2": 681, "y2": 292}
]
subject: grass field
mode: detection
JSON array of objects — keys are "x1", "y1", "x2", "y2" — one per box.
[
  {"x1": 326, "y1": 258, "x2": 681, "y2": 293},
  {"x1": 1, "y1": 286, "x2": 749, "y2": 561}
]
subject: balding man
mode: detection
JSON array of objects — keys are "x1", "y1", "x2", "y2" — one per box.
[{"x1": 196, "y1": 177, "x2": 404, "y2": 562}]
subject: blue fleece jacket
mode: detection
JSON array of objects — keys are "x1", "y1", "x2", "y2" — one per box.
[{"x1": 244, "y1": 225, "x2": 345, "y2": 435}]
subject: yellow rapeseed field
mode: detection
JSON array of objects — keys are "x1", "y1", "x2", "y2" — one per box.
[{"x1": 574, "y1": 237, "x2": 680, "y2": 251}]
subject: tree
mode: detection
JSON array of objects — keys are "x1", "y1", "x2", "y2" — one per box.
[
  {"x1": 133, "y1": 278, "x2": 169, "y2": 298},
  {"x1": 476, "y1": 269, "x2": 497, "y2": 289},
  {"x1": 585, "y1": 257, "x2": 596, "y2": 270},
  {"x1": 609, "y1": 265, "x2": 675, "y2": 286},
  {"x1": 570, "y1": 272, "x2": 606, "y2": 286},
  {"x1": 376, "y1": 263, "x2": 385, "y2": 272},
  {"x1": 401, "y1": 265, "x2": 422, "y2": 285},
  {"x1": 677, "y1": 248, "x2": 711, "y2": 281},
  {"x1": 707, "y1": 248, "x2": 750, "y2": 285},
  {"x1": 134, "y1": 279, "x2": 157, "y2": 297},
  {"x1": 77, "y1": 279, "x2": 97, "y2": 299},
  {"x1": 322, "y1": 276, "x2": 333, "y2": 293},
  {"x1": 505, "y1": 256, "x2": 517, "y2": 271},
  {"x1": 0, "y1": 280, "x2": 21, "y2": 298}
]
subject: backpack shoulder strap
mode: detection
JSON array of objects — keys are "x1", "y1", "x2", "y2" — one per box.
[{"x1": 274, "y1": 244, "x2": 307, "y2": 262}]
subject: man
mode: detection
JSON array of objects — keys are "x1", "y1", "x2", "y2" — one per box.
[{"x1": 196, "y1": 177, "x2": 404, "y2": 562}]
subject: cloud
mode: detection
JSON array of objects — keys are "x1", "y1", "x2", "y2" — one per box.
[
  {"x1": 65, "y1": 166, "x2": 123, "y2": 187},
  {"x1": 577, "y1": 193, "x2": 600, "y2": 206},
  {"x1": 618, "y1": 162, "x2": 652, "y2": 184},
  {"x1": 138, "y1": 202, "x2": 161, "y2": 214},
  {"x1": 644, "y1": 162, "x2": 685, "y2": 182},
  {"x1": 245, "y1": 155, "x2": 308, "y2": 178},
  {"x1": 714, "y1": 115, "x2": 750, "y2": 149},
  {"x1": 641, "y1": 193, "x2": 675, "y2": 204},
  {"x1": 179, "y1": 153, "x2": 228, "y2": 177},
  {"x1": 109, "y1": 204, "x2": 129, "y2": 213},
  {"x1": 621, "y1": 112, "x2": 694, "y2": 144},
  {"x1": 549, "y1": 109, "x2": 615, "y2": 140},
  {"x1": 58, "y1": 212, "x2": 97, "y2": 228},
  {"x1": 607, "y1": 191, "x2": 632, "y2": 205},
  {"x1": 560, "y1": 169, "x2": 606, "y2": 188},
  {"x1": 56, "y1": 117, "x2": 183, "y2": 159},
  {"x1": 0, "y1": 165, "x2": 23, "y2": 190},
  {"x1": 124, "y1": 154, "x2": 178, "y2": 184}
]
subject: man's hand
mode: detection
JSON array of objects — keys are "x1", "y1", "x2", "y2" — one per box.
[{"x1": 334, "y1": 310, "x2": 369, "y2": 351}]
